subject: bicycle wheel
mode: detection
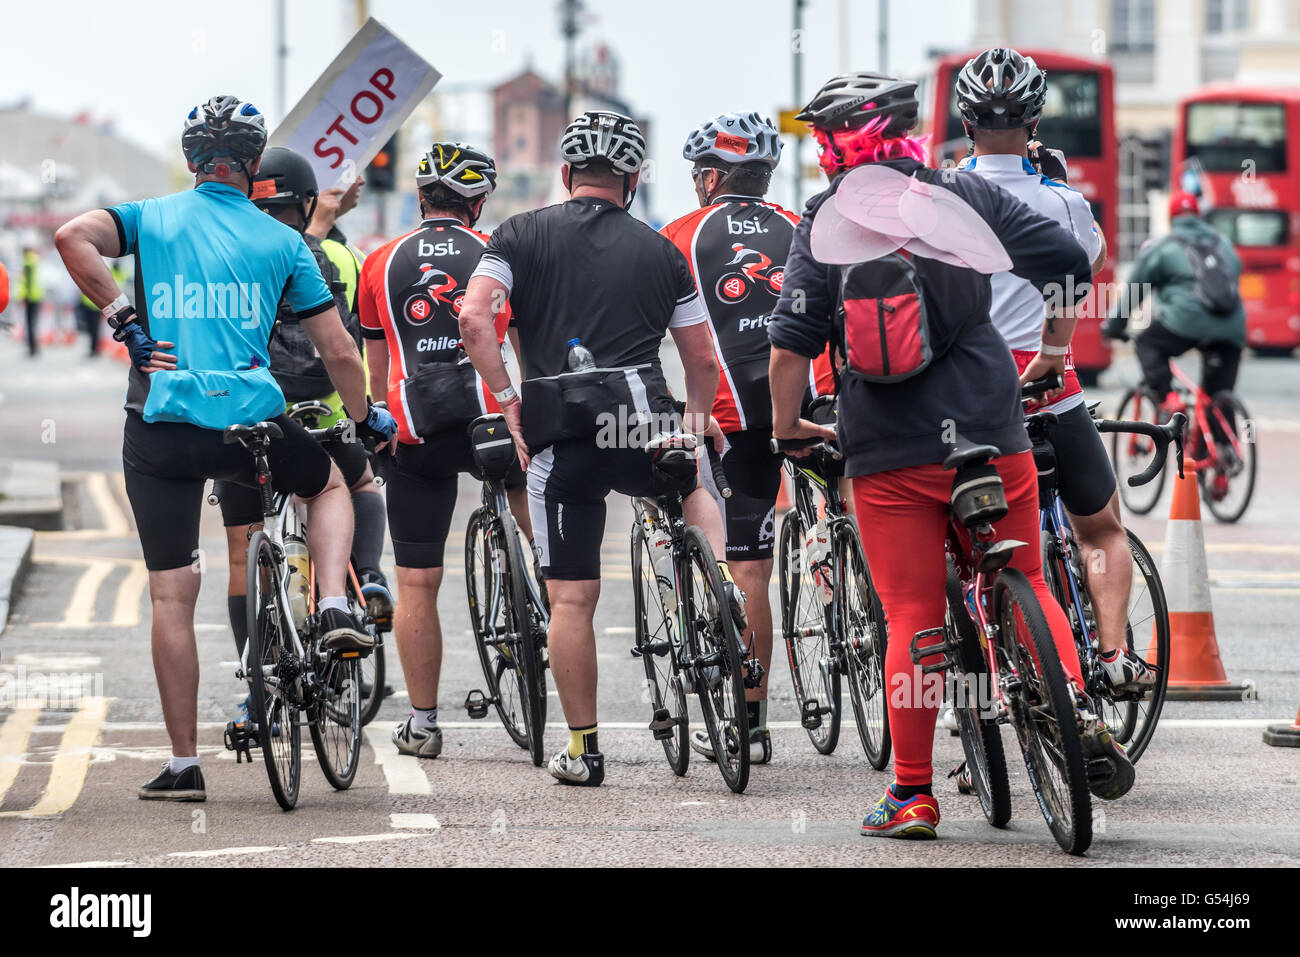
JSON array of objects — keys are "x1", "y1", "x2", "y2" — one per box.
[
  {"x1": 777, "y1": 507, "x2": 840, "y2": 755},
  {"x1": 683, "y1": 526, "x2": 750, "y2": 793},
  {"x1": 945, "y1": 568, "x2": 1011, "y2": 828},
  {"x1": 310, "y1": 649, "x2": 361, "y2": 789},
  {"x1": 358, "y1": 635, "x2": 385, "y2": 727},
  {"x1": 245, "y1": 530, "x2": 302, "y2": 811},
  {"x1": 1200, "y1": 391, "x2": 1256, "y2": 523},
  {"x1": 465, "y1": 507, "x2": 531, "y2": 751},
  {"x1": 1096, "y1": 530, "x2": 1170, "y2": 763},
  {"x1": 994, "y1": 569, "x2": 1091, "y2": 855},
  {"x1": 632, "y1": 522, "x2": 688, "y2": 775},
  {"x1": 841, "y1": 526, "x2": 890, "y2": 770},
  {"x1": 1111, "y1": 387, "x2": 1167, "y2": 515},
  {"x1": 502, "y1": 514, "x2": 546, "y2": 766}
]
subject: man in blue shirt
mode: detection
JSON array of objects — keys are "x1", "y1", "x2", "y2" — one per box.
[{"x1": 55, "y1": 95, "x2": 397, "y2": 802}]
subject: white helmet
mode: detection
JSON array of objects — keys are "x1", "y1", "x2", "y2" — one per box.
[
  {"x1": 559, "y1": 111, "x2": 646, "y2": 174},
  {"x1": 682, "y1": 111, "x2": 783, "y2": 168}
]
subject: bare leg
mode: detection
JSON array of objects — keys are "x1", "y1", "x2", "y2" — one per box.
[
  {"x1": 393, "y1": 565, "x2": 443, "y2": 710},
  {"x1": 508, "y1": 484, "x2": 533, "y2": 542},
  {"x1": 1071, "y1": 491, "x2": 1133, "y2": 654},
  {"x1": 149, "y1": 567, "x2": 203, "y2": 757},
  {"x1": 301, "y1": 463, "x2": 352, "y2": 597},
  {"x1": 547, "y1": 579, "x2": 601, "y2": 728},
  {"x1": 730, "y1": 558, "x2": 774, "y2": 703},
  {"x1": 225, "y1": 526, "x2": 248, "y2": 598},
  {"x1": 683, "y1": 486, "x2": 726, "y2": 559}
]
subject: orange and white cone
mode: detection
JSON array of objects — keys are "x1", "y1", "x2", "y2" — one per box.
[
  {"x1": 1263, "y1": 705, "x2": 1300, "y2": 748},
  {"x1": 1160, "y1": 457, "x2": 1256, "y2": 701}
]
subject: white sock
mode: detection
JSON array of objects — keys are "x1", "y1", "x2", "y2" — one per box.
[
  {"x1": 412, "y1": 706, "x2": 438, "y2": 731},
  {"x1": 170, "y1": 755, "x2": 200, "y2": 774},
  {"x1": 318, "y1": 596, "x2": 349, "y2": 614}
]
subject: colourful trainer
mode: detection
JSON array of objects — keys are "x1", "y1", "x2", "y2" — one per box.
[{"x1": 860, "y1": 787, "x2": 940, "y2": 839}]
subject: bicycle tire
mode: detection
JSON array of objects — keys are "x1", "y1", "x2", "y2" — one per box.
[
  {"x1": 1111, "y1": 387, "x2": 1166, "y2": 515},
  {"x1": 358, "y1": 636, "x2": 385, "y2": 727},
  {"x1": 841, "y1": 526, "x2": 890, "y2": 770},
  {"x1": 631, "y1": 522, "x2": 689, "y2": 775},
  {"x1": 310, "y1": 650, "x2": 361, "y2": 790},
  {"x1": 1200, "y1": 391, "x2": 1256, "y2": 523},
  {"x1": 245, "y1": 530, "x2": 302, "y2": 812},
  {"x1": 683, "y1": 526, "x2": 750, "y2": 794},
  {"x1": 994, "y1": 569, "x2": 1091, "y2": 855},
  {"x1": 777, "y1": 507, "x2": 841, "y2": 755},
  {"x1": 945, "y1": 568, "x2": 1011, "y2": 828},
  {"x1": 465, "y1": 507, "x2": 531, "y2": 750},
  {"x1": 503, "y1": 514, "x2": 547, "y2": 766}
]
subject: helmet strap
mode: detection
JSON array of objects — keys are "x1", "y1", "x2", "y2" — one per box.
[{"x1": 622, "y1": 172, "x2": 635, "y2": 211}]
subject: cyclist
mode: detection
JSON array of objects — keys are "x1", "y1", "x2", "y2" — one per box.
[
  {"x1": 1103, "y1": 191, "x2": 1246, "y2": 480},
  {"x1": 459, "y1": 110, "x2": 738, "y2": 787},
  {"x1": 54, "y1": 95, "x2": 395, "y2": 802},
  {"x1": 767, "y1": 72, "x2": 1133, "y2": 839},
  {"x1": 358, "y1": 142, "x2": 528, "y2": 759},
  {"x1": 661, "y1": 111, "x2": 795, "y2": 765},
  {"x1": 214, "y1": 146, "x2": 393, "y2": 729},
  {"x1": 955, "y1": 47, "x2": 1152, "y2": 693}
]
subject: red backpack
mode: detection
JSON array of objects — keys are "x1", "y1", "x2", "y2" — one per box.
[{"x1": 837, "y1": 250, "x2": 934, "y2": 383}]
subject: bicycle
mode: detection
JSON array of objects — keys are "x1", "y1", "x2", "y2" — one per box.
[
  {"x1": 220, "y1": 418, "x2": 372, "y2": 811},
  {"x1": 919, "y1": 432, "x2": 1095, "y2": 854},
  {"x1": 630, "y1": 433, "x2": 761, "y2": 793},
  {"x1": 1022, "y1": 376, "x2": 1184, "y2": 765},
  {"x1": 463, "y1": 413, "x2": 550, "y2": 767},
  {"x1": 1113, "y1": 357, "x2": 1256, "y2": 522},
  {"x1": 772, "y1": 397, "x2": 890, "y2": 768}
]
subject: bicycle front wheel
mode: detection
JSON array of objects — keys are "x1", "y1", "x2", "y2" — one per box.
[
  {"x1": 1111, "y1": 387, "x2": 1167, "y2": 515},
  {"x1": 632, "y1": 522, "x2": 688, "y2": 775},
  {"x1": 245, "y1": 530, "x2": 302, "y2": 812},
  {"x1": 310, "y1": 650, "x2": 361, "y2": 789},
  {"x1": 994, "y1": 569, "x2": 1091, "y2": 855},
  {"x1": 466, "y1": 507, "x2": 530, "y2": 750},
  {"x1": 1201, "y1": 391, "x2": 1256, "y2": 523},
  {"x1": 840, "y1": 526, "x2": 890, "y2": 770},
  {"x1": 778, "y1": 507, "x2": 840, "y2": 755},
  {"x1": 358, "y1": 635, "x2": 385, "y2": 727},
  {"x1": 503, "y1": 515, "x2": 547, "y2": 766},
  {"x1": 683, "y1": 526, "x2": 750, "y2": 794}
]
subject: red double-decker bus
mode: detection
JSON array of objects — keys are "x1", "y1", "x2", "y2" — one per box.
[
  {"x1": 924, "y1": 50, "x2": 1117, "y2": 382},
  {"x1": 1174, "y1": 85, "x2": 1300, "y2": 354}
]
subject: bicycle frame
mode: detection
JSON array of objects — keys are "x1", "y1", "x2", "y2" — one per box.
[
  {"x1": 785, "y1": 459, "x2": 857, "y2": 675},
  {"x1": 477, "y1": 476, "x2": 548, "y2": 646},
  {"x1": 1168, "y1": 360, "x2": 1241, "y2": 462},
  {"x1": 633, "y1": 495, "x2": 692, "y2": 670},
  {"x1": 946, "y1": 524, "x2": 1018, "y2": 723},
  {"x1": 1040, "y1": 497, "x2": 1093, "y2": 670}
]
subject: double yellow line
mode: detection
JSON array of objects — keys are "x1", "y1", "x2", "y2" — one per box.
[{"x1": 0, "y1": 698, "x2": 108, "y2": 818}]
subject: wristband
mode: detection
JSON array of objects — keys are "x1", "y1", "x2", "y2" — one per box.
[
  {"x1": 1039, "y1": 342, "x2": 1069, "y2": 356},
  {"x1": 492, "y1": 384, "x2": 518, "y2": 404},
  {"x1": 107, "y1": 305, "x2": 140, "y2": 341},
  {"x1": 101, "y1": 294, "x2": 130, "y2": 320}
]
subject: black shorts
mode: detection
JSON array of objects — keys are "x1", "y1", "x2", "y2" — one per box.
[
  {"x1": 1044, "y1": 403, "x2": 1117, "y2": 518},
  {"x1": 216, "y1": 429, "x2": 370, "y2": 527},
  {"x1": 122, "y1": 412, "x2": 332, "y2": 571},
  {"x1": 387, "y1": 430, "x2": 525, "y2": 569},
  {"x1": 699, "y1": 428, "x2": 782, "y2": 560},
  {"x1": 528, "y1": 436, "x2": 697, "y2": 581}
]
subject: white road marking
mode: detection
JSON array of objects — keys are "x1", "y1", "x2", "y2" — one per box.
[
  {"x1": 41, "y1": 861, "x2": 131, "y2": 868},
  {"x1": 364, "y1": 726, "x2": 431, "y2": 794},
  {"x1": 169, "y1": 846, "x2": 283, "y2": 859},
  {"x1": 390, "y1": 813, "x2": 441, "y2": 830},
  {"x1": 313, "y1": 832, "x2": 424, "y2": 845}
]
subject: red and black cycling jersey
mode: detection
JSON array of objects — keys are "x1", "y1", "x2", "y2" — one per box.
[
  {"x1": 661, "y1": 195, "x2": 799, "y2": 433},
  {"x1": 359, "y1": 217, "x2": 510, "y2": 444}
]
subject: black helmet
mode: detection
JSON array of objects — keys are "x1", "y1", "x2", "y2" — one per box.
[
  {"x1": 251, "y1": 147, "x2": 318, "y2": 208},
  {"x1": 181, "y1": 95, "x2": 268, "y2": 172},
  {"x1": 955, "y1": 48, "x2": 1047, "y2": 131},
  {"x1": 796, "y1": 72, "x2": 919, "y2": 135}
]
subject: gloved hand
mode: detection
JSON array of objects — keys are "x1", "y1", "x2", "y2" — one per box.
[
  {"x1": 1029, "y1": 142, "x2": 1069, "y2": 183},
  {"x1": 355, "y1": 402, "x2": 397, "y2": 449},
  {"x1": 110, "y1": 309, "x2": 175, "y2": 372},
  {"x1": 1100, "y1": 316, "x2": 1130, "y2": 343}
]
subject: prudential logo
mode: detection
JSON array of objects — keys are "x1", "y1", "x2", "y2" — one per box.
[
  {"x1": 151, "y1": 276, "x2": 263, "y2": 329},
  {"x1": 49, "y1": 887, "x2": 152, "y2": 937}
]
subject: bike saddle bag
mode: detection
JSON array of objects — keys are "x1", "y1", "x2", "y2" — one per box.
[
  {"x1": 651, "y1": 448, "x2": 699, "y2": 496},
  {"x1": 1031, "y1": 440, "x2": 1057, "y2": 510},
  {"x1": 950, "y1": 463, "x2": 1008, "y2": 529},
  {"x1": 468, "y1": 415, "x2": 517, "y2": 480}
]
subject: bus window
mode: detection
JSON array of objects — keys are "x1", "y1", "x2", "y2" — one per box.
[
  {"x1": 1186, "y1": 102, "x2": 1287, "y2": 173},
  {"x1": 1203, "y1": 208, "x2": 1289, "y2": 247}
]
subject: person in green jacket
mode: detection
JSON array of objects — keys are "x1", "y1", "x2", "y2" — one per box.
[
  {"x1": 18, "y1": 246, "x2": 44, "y2": 357},
  {"x1": 1103, "y1": 192, "x2": 1246, "y2": 439}
]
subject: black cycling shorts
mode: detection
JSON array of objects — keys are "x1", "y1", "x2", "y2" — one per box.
[
  {"x1": 528, "y1": 436, "x2": 697, "y2": 581},
  {"x1": 387, "y1": 430, "x2": 525, "y2": 569},
  {"x1": 1044, "y1": 403, "x2": 1117, "y2": 518},
  {"x1": 699, "y1": 428, "x2": 782, "y2": 561},
  {"x1": 122, "y1": 412, "x2": 332, "y2": 571},
  {"x1": 216, "y1": 429, "x2": 370, "y2": 527}
]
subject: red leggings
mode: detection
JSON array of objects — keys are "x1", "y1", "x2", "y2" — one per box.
[{"x1": 852, "y1": 450, "x2": 1082, "y2": 787}]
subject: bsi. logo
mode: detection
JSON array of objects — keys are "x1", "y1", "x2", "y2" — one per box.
[
  {"x1": 49, "y1": 887, "x2": 151, "y2": 937},
  {"x1": 726, "y1": 215, "x2": 767, "y2": 236}
]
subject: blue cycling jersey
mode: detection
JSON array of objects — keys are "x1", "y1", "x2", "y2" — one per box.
[{"x1": 108, "y1": 182, "x2": 335, "y2": 429}]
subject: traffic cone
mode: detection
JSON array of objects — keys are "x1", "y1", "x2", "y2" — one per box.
[
  {"x1": 1263, "y1": 705, "x2": 1300, "y2": 748},
  {"x1": 1159, "y1": 457, "x2": 1256, "y2": 701}
]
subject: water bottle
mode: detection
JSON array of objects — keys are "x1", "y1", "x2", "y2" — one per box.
[
  {"x1": 645, "y1": 517, "x2": 678, "y2": 614},
  {"x1": 567, "y1": 337, "x2": 597, "y2": 373},
  {"x1": 803, "y1": 520, "x2": 834, "y2": 605},
  {"x1": 284, "y1": 534, "x2": 311, "y2": 631}
]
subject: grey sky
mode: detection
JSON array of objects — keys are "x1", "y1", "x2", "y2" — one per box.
[{"x1": 1, "y1": 0, "x2": 975, "y2": 217}]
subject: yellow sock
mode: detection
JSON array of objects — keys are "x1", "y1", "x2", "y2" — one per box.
[{"x1": 568, "y1": 725, "x2": 598, "y2": 758}]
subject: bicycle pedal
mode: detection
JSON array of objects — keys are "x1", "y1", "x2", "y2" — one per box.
[
  {"x1": 1086, "y1": 755, "x2": 1115, "y2": 785},
  {"x1": 464, "y1": 689, "x2": 493, "y2": 720},
  {"x1": 649, "y1": 707, "x2": 677, "y2": 739},
  {"x1": 908, "y1": 627, "x2": 953, "y2": 673},
  {"x1": 800, "y1": 699, "x2": 824, "y2": 731},
  {"x1": 223, "y1": 720, "x2": 257, "y2": 763}
]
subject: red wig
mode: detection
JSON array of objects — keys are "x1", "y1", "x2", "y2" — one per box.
[{"x1": 814, "y1": 114, "x2": 928, "y2": 175}]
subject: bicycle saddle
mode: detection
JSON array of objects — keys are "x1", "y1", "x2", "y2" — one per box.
[
  {"x1": 467, "y1": 412, "x2": 506, "y2": 437},
  {"x1": 223, "y1": 420, "x2": 284, "y2": 445},
  {"x1": 942, "y1": 435, "x2": 1000, "y2": 471}
]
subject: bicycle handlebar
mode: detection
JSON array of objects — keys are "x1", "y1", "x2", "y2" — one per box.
[
  {"x1": 705, "y1": 442, "x2": 732, "y2": 499},
  {"x1": 1020, "y1": 371, "x2": 1064, "y2": 401},
  {"x1": 1096, "y1": 412, "x2": 1187, "y2": 487}
]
